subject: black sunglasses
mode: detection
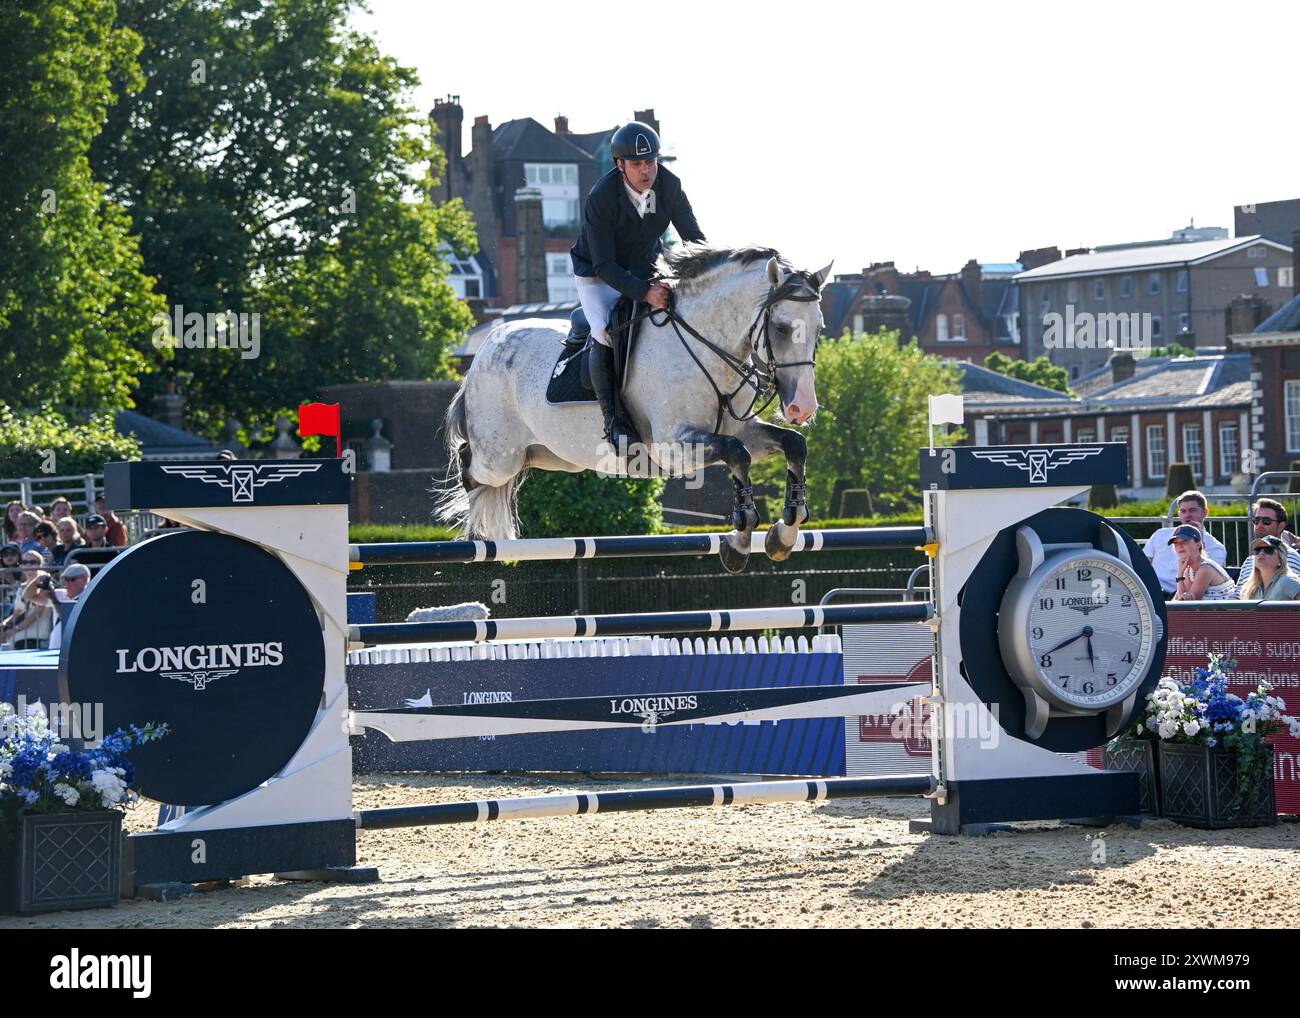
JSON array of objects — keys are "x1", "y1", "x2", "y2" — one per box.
[{"x1": 1254, "y1": 516, "x2": 1282, "y2": 525}]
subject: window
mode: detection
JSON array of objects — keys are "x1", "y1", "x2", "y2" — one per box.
[
  {"x1": 1038, "y1": 287, "x2": 1053, "y2": 315},
  {"x1": 1254, "y1": 267, "x2": 1270, "y2": 287},
  {"x1": 1287, "y1": 380, "x2": 1300, "y2": 452},
  {"x1": 936, "y1": 314, "x2": 949, "y2": 341},
  {"x1": 1182, "y1": 424, "x2": 1203, "y2": 481},
  {"x1": 1066, "y1": 281, "x2": 1079, "y2": 303},
  {"x1": 1148, "y1": 273, "x2": 1161, "y2": 295},
  {"x1": 1070, "y1": 365, "x2": 1080, "y2": 380},
  {"x1": 1147, "y1": 424, "x2": 1167, "y2": 479},
  {"x1": 547, "y1": 253, "x2": 570, "y2": 275},
  {"x1": 525, "y1": 163, "x2": 580, "y2": 230},
  {"x1": 1178, "y1": 312, "x2": 1191, "y2": 333},
  {"x1": 1282, "y1": 267, "x2": 1295, "y2": 289},
  {"x1": 1120, "y1": 276, "x2": 1133, "y2": 298},
  {"x1": 1218, "y1": 422, "x2": 1239, "y2": 476},
  {"x1": 1093, "y1": 279, "x2": 1105, "y2": 300},
  {"x1": 1002, "y1": 312, "x2": 1020, "y2": 343},
  {"x1": 464, "y1": 278, "x2": 480, "y2": 298},
  {"x1": 1248, "y1": 245, "x2": 1265, "y2": 258},
  {"x1": 1111, "y1": 425, "x2": 1129, "y2": 448},
  {"x1": 1176, "y1": 270, "x2": 1188, "y2": 293},
  {"x1": 1077, "y1": 428, "x2": 1096, "y2": 444},
  {"x1": 1151, "y1": 315, "x2": 1163, "y2": 340},
  {"x1": 952, "y1": 313, "x2": 966, "y2": 338}
]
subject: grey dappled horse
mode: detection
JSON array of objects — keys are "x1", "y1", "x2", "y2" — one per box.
[{"x1": 439, "y1": 244, "x2": 830, "y2": 573}]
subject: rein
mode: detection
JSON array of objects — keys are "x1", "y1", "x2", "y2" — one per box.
[{"x1": 625, "y1": 274, "x2": 820, "y2": 433}]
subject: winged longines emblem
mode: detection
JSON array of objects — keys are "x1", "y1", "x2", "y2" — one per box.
[
  {"x1": 636, "y1": 709, "x2": 674, "y2": 733},
  {"x1": 159, "y1": 463, "x2": 323, "y2": 502},
  {"x1": 969, "y1": 447, "x2": 1105, "y2": 484},
  {"x1": 161, "y1": 669, "x2": 238, "y2": 691}
]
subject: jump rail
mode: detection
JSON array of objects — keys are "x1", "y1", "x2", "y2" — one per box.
[
  {"x1": 355, "y1": 774, "x2": 937, "y2": 829},
  {"x1": 348, "y1": 601, "x2": 933, "y2": 646},
  {"x1": 348, "y1": 526, "x2": 933, "y2": 567}
]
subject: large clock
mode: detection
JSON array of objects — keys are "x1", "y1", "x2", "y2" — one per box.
[{"x1": 997, "y1": 522, "x2": 1162, "y2": 740}]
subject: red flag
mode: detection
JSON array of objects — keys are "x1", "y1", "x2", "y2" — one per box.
[{"x1": 299, "y1": 402, "x2": 342, "y2": 457}]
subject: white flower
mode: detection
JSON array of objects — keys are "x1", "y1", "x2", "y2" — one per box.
[
  {"x1": 89, "y1": 768, "x2": 127, "y2": 807},
  {"x1": 52, "y1": 782, "x2": 80, "y2": 806},
  {"x1": 1183, "y1": 720, "x2": 1201, "y2": 737},
  {"x1": 1158, "y1": 721, "x2": 1178, "y2": 739}
]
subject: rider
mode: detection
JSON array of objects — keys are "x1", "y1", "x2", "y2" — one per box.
[{"x1": 570, "y1": 121, "x2": 706, "y2": 448}]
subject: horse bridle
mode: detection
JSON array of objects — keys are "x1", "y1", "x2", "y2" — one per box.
[{"x1": 635, "y1": 272, "x2": 822, "y2": 433}]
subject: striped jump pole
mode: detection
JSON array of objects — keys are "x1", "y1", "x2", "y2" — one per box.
[
  {"x1": 349, "y1": 526, "x2": 932, "y2": 567},
  {"x1": 353, "y1": 680, "x2": 930, "y2": 743},
  {"x1": 355, "y1": 774, "x2": 936, "y2": 830},
  {"x1": 348, "y1": 600, "x2": 932, "y2": 647}
]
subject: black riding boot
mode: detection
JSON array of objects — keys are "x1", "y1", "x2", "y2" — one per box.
[{"x1": 589, "y1": 341, "x2": 641, "y2": 450}]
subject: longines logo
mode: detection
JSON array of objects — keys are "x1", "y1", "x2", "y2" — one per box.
[
  {"x1": 609, "y1": 694, "x2": 698, "y2": 730},
  {"x1": 159, "y1": 463, "x2": 323, "y2": 503},
  {"x1": 115, "y1": 642, "x2": 283, "y2": 690},
  {"x1": 463, "y1": 690, "x2": 513, "y2": 704},
  {"x1": 970, "y1": 447, "x2": 1104, "y2": 484},
  {"x1": 1061, "y1": 595, "x2": 1107, "y2": 615}
]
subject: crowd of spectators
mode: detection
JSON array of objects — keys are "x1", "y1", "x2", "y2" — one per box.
[{"x1": 1, "y1": 495, "x2": 127, "y2": 649}]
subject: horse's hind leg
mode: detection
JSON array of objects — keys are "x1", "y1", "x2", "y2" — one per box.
[
  {"x1": 738, "y1": 422, "x2": 809, "y2": 562},
  {"x1": 676, "y1": 428, "x2": 759, "y2": 574}
]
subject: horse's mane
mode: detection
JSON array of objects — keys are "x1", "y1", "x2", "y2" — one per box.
[{"x1": 659, "y1": 243, "x2": 792, "y2": 292}]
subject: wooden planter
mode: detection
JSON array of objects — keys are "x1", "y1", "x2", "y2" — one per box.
[
  {"x1": 1104, "y1": 738, "x2": 1161, "y2": 816},
  {"x1": 2, "y1": 811, "x2": 122, "y2": 914},
  {"x1": 1158, "y1": 742, "x2": 1277, "y2": 829}
]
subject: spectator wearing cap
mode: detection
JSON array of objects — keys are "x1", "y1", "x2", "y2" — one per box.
[
  {"x1": 53, "y1": 517, "x2": 86, "y2": 567},
  {"x1": 1171, "y1": 525, "x2": 1236, "y2": 601},
  {"x1": 1144, "y1": 490, "x2": 1227, "y2": 599},
  {"x1": 36, "y1": 562, "x2": 92, "y2": 651},
  {"x1": 0, "y1": 552, "x2": 55, "y2": 649},
  {"x1": 47, "y1": 497, "x2": 73, "y2": 522},
  {"x1": 92, "y1": 495, "x2": 128, "y2": 547},
  {"x1": 1235, "y1": 498, "x2": 1300, "y2": 595},
  {"x1": 82, "y1": 514, "x2": 111, "y2": 549},
  {"x1": 1239, "y1": 535, "x2": 1300, "y2": 601},
  {"x1": 4, "y1": 501, "x2": 28, "y2": 543}
]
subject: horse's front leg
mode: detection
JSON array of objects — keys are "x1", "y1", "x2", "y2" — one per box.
[
  {"x1": 675, "y1": 427, "x2": 760, "y2": 574},
  {"x1": 738, "y1": 421, "x2": 808, "y2": 562}
]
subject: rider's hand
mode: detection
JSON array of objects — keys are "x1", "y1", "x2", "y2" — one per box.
[{"x1": 645, "y1": 283, "x2": 671, "y2": 310}]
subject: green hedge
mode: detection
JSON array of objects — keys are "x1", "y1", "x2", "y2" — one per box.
[{"x1": 0, "y1": 405, "x2": 140, "y2": 476}]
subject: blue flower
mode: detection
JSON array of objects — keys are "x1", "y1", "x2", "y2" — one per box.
[
  {"x1": 7, "y1": 748, "x2": 48, "y2": 787},
  {"x1": 50, "y1": 752, "x2": 92, "y2": 781}
]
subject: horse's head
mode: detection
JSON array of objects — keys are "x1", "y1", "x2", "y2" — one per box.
[{"x1": 758, "y1": 256, "x2": 831, "y2": 426}]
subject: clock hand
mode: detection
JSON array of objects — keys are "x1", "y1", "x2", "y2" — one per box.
[{"x1": 1042, "y1": 630, "x2": 1087, "y2": 655}]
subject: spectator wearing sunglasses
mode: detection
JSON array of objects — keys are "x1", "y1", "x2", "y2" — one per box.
[
  {"x1": 1235, "y1": 498, "x2": 1300, "y2": 596},
  {"x1": 0, "y1": 553, "x2": 56, "y2": 649},
  {"x1": 1239, "y1": 535, "x2": 1300, "y2": 601}
]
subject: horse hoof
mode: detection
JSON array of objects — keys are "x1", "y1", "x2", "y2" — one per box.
[
  {"x1": 765, "y1": 521, "x2": 798, "y2": 561},
  {"x1": 718, "y1": 532, "x2": 751, "y2": 574}
]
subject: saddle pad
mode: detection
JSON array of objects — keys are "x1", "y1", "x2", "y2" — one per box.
[{"x1": 546, "y1": 345, "x2": 596, "y2": 405}]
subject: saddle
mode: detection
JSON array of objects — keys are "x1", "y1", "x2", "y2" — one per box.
[{"x1": 547, "y1": 294, "x2": 649, "y2": 405}]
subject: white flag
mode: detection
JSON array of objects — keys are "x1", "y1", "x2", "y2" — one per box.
[{"x1": 928, "y1": 393, "x2": 964, "y2": 427}]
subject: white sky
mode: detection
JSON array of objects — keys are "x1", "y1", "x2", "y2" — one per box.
[{"x1": 353, "y1": 0, "x2": 1299, "y2": 277}]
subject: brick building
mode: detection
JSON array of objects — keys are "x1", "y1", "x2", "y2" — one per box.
[
  {"x1": 820, "y1": 259, "x2": 1023, "y2": 365},
  {"x1": 1015, "y1": 234, "x2": 1294, "y2": 380},
  {"x1": 430, "y1": 96, "x2": 662, "y2": 308}
]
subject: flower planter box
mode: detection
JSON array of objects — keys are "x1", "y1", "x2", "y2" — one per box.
[
  {"x1": 2, "y1": 811, "x2": 122, "y2": 914},
  {"x1": 1104, "y1": 738, "x2": 1161, "y2": 816},
  {"x1": 1157, "y1": 743, "x2": 1277, "y2": 829}
]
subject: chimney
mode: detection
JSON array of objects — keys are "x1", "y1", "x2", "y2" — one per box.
[
  {"x1": 866, "y1": 261, "x2": 901, "y2": 293},
  {"x1": 1065, "y1": 247, "x2": 1089, "y2": 258},
  {"x1": 1293, "y1": 229, "x2": 1299, "y2": 297},
  {"x1": 514, "y1": 188, "x2": 548, "y2": 303},
  {"x1": 554, "y1": 115, "x2": 569, "y2": 134},
  {"x1": 1018, "y1": 246, "x2": 1062, "y2": 271},
  {"x1": 633, "y1": 108, "x2": 660, "y2": 134},
  {"x1": 430, "y1": 96, "x2": 463, "y2": 202},
  {"x1": 1225, "y1": 293, "x2": 1273, "y2": 346},
  {"x1": 1111, "y1": 353, "x2": 1136, "y2": 383},
  {"x1": 960, "y1": 258, "x2": 982, "y2": 306},
  {"x1": 156, "y1": 379, "x2": 186, "y2": 431}
]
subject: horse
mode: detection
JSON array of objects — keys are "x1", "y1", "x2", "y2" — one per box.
[{"x1": 438, "y1": 243, "x2": 831, "y2": 573}]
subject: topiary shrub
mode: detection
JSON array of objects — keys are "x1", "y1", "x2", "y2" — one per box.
[
  {"x1": 838, "y1": 488, "x2": 873, "y2": 517},
  {"x1": 1166, "y1": 462, "x2": 1195, "y2": 500},
  {"x1": 516, "y1": 470, "x2": 664, "y2": 537},
  {"x1": 1089, "y1": 483, "x2": 1120, "y2": 510}
]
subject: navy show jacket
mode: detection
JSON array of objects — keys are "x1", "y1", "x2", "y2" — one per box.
[{"x1": 569, "y1": 165, "x2": 706, "y2": 301}]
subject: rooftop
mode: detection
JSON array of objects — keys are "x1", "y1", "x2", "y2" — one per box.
[{"x1": 1014, "y1": 235, "x2": 1288, "y2": 281}]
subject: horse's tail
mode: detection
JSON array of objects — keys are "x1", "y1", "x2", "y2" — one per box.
[{"x1": 432, "y1": 381, "x2": 525, "y2": 540}]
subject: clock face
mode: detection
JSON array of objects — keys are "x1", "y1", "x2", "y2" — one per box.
[{"x1": 1024, "y1": 553, "x2": 1156, "y2": 710}]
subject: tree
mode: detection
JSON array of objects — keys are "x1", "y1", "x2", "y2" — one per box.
[
  {"x1": 88, "y1": 0, "x2": 477, "y2": 438},
  {"x1": 983, "y1": 352, "x2": 1071, "y2": 394},
  {"x1": 751, "y1": 330, "x2": 964, "y2": 519},
  {"x1": 0, "y1": 0, "x2": 165, "y2": 414}
]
